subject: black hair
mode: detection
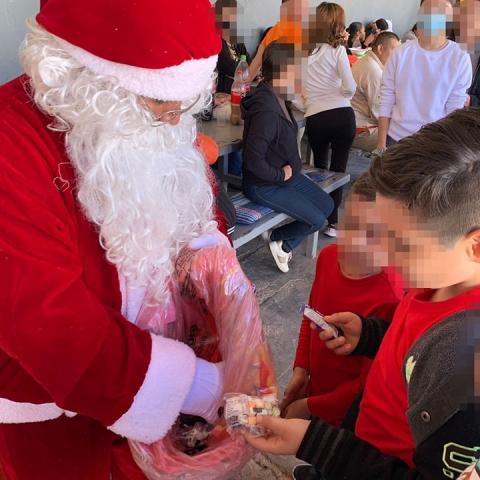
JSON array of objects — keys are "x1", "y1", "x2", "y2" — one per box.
[
  {"x1": 370, "y1": 108, "x2": 480, "y2": 245},
  {"x1": 372, "y1": 31, "x2": 400, "y2": 50},
  {"x1": 375, "y1": 18, "x2": 389, "y2": 31},
  {"x1": 262, "y1": 42, "x2": 297, "y2": 84},
  {"x1": 215, "y1": 0, "x2": 237, "y2": 16},
  {"x1": 347, "y1": 21, "x2": 364, "y2": 48}
]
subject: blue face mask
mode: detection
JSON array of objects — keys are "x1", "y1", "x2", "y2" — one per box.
[{"x1": 417, "y1": 14, "x2": 447, "y2": 36}]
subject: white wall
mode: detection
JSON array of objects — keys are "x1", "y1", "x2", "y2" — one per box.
[
  {"x1": 0, "y1": 0, "x2": 420, "y2": 84},
  {"x1": 0, "y1": 0, "x2": 39, "y2": 84},
  {"x1": 239, "y1": 0, "x2": 421, "y2": 54}
]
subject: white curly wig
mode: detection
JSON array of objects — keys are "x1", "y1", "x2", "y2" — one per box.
[{"x1": 20, "y1": 19, "x2": 218, "y2": 303}]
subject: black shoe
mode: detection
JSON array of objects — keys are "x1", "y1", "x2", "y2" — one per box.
[{"x1": 292, "y1": 464, "x2": 321, "y2": 480}]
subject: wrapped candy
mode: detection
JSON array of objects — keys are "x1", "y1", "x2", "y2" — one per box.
[
  {"x1": 225, "y1": 393, "x2": 280, "y2": 436},
  {"x1": 129, "y1": 241, "x2": 277, "y2": 480}
]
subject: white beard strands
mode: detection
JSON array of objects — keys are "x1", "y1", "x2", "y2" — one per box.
[{"x1": 21, "y1": 19, "x2": 217, "y2": 303}]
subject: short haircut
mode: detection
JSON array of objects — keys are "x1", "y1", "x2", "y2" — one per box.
[
  {"x1": 375, "y1": 18, "x2": 389, "y2": 31},
  {"x1": 261, "y1": 42, "x2": 297, "y2": 84},
  {"x1": 311, "y1": 2, "x2": 347, "y2": 48},
  {"x1": 351, "y1": 173, "x2": 376, "y2": 201},
  {"x1": 372, "y1": 31, "x2": 400, "y2": 50},
  {"x1": 369, "y1": 108, "x2": 480, "y2": 245}
]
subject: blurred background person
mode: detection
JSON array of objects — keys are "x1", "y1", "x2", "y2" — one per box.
[
  {"x1": 247, "y1": 0, "x2": 310, "y2": 82},
  {"x1": 241, "y1": 43, "x2": 333, "y2": 273},
  {"x1": 347, "y1": 21, "x2": 366, "y2": 48},
  {"x1": 456, "y1": 0, "x2": 480, "y2": 106},
  {"x1": 215, "y1": 0, "x2": 250, "y2": 94},
  {"x1": 305, "y1": 2, "x2": 356, "y2": 238},
  {"x1": 351, "y1": 32, "x2": 400, "y2": 152},
  {"x1": 377, "y1": 0, "x2": 472, "y2": 151}
]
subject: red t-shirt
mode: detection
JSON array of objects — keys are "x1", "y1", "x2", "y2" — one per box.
[
  {"x1": 294, "y1": 244, "x2": 403, "y2": 426},
  {"x1": 356, "y1": 286, "x2": 480, "y2": 466}
]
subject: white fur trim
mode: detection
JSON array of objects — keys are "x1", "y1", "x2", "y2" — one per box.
[
  {"x1": 0, "y1": 398, "x2": 76, "y2": 423},
  {"x1": 58, "y1": 38, "x2": 218, "y2": 101},
  {"x1": 108, "y1": 333, "x2": 196, "y2": 444}
]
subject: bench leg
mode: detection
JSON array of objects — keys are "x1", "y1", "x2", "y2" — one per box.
[{"x1": 305, "y1": 231, "x2": 319, "y2": 258}]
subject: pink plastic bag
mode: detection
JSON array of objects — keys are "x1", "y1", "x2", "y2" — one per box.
[{"x1": 129, "y1": 242, "x2": 277, "y2": 480}]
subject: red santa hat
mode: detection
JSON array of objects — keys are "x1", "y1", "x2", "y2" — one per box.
[{"x1": 36, "y1": 0, "x2": 221, "y2": 101}]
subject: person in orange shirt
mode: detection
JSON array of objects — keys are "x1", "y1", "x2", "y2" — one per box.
[{"x1": 248, "y1": 0, "x2": 310, "y2": 82}]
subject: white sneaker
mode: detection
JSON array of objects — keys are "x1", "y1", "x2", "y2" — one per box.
[
  {"x1": 269, "y1": 240, "x2": 292, "y2": 273},
  {"x1": 261, "y1": 230, "x2": 271, "y2": 243},
  {"x1": 323, "y1": 224, "x2": 337, "y2": 238}
]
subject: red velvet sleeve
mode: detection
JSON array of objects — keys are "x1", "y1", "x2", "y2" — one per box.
[{"x1": 0, "y1": 128, "x2": 152, "y2": 427}]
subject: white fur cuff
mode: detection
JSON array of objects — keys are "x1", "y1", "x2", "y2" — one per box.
[{"x1": 108, "y1": 333, "x2": 196, "y2": 444}]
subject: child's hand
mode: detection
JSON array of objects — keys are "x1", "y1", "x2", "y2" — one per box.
[
  {"x1": 317, "y1": 312, "x2": 362, "y2": 355},
  {"x1": 243, "y1": 416, "x2": 310, "y2": 455},
  {"x1": 280, "y1": 367, "x2": 309, "y2": 415},
  {"x1": 283, "y1": 398, "x2": 311, "y2": 420}
]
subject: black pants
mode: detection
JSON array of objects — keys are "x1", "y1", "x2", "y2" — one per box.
[{"x1": 306, "y1": 107, "x2": 356, "y2": 225}]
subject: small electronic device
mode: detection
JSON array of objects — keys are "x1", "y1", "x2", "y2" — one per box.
[{"x1": 301, "y1": 304, "x2": 343, "y2": 339}]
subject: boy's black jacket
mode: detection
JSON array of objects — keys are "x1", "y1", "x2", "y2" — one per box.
[{"x1": 297, "y1": 310, "x2": 480, "y2": 479}]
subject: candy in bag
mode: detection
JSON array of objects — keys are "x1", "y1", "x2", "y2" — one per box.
[{"x1": 129, "y1": 241, "x2": 277, "y2": 479}]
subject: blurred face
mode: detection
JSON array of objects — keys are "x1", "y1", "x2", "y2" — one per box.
[
  {"x1": 375, "y1": 37, "x2": 401, "y2": 65},
  {"x1": 217, "y1": 6, "x2": 238, "y2": 41},
  {"x1": 456, "y1": 0, "x2": 480, "y2": 53},
  {"x1": 375, "y1": 194, "x2": 479, "y2": 289},
  {"x1": 418, "y1": 0, "x2": 454, "y2": 37},
  {"x1": 283, "y1": 0, "x2": 310, "y2": 22},
  {"x1": 337, "y1": 195, "x2": 389, "y2": 272},
  {"x1": 359, "y1": 26, "x2": 366, "y2": 42},
  {"x1": 272, "y1": 62, "x2": 302, "y2": 99}
]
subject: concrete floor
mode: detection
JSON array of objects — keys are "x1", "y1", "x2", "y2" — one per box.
[{"x1": 230, "y1": 149, "x2": 371, "y2": 479}]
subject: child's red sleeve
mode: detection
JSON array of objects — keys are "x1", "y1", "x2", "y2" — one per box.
[
  {"x1": 293, "y1": 316, "x2": 311, "y2": 371},
  {"x1": 307, "y1": 377, "x2": 362, "y2": 427}
]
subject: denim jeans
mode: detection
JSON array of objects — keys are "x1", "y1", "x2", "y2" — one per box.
[{"x1": 243, "y1": 174, "x2": 334, "y2": 252}]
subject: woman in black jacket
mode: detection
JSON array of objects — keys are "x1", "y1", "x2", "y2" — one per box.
[
  {"x1": 241, "y1": 42, "x2": 334, "y2": 273},
  {"x1": 215, "y1": 0, "x2": 251, "y2": 94}
]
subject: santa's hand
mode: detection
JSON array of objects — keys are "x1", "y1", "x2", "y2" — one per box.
[
  {"x1": 189, "y1": 230, "x2": 230, "y2": 250},
  {"x1": 181, "y1": 359, "x2": 224, "y2": 424}
]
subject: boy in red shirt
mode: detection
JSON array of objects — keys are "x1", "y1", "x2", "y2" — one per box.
[
  {"x1": 246, "y1": 108, "x2": 480, "y2": 479},
  {"x1": 281, "y1": 176, "x2": 403, "y2": 425}
]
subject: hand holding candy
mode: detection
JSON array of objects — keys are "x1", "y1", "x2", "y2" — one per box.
[
  {"x1": 225, "y1": 393, "x2": 280, "y2": 436},
  {"x1": 243, "y1": 416, "x2": 310, "y2": 455}
]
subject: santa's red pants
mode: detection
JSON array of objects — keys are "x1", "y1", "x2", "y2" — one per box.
[{"x1": 0, "y1": 416, "x2": 148, "y2": 479}]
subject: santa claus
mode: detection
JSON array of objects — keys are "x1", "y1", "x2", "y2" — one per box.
[{"x1": 0, "y1": 0, "x2": 227, "y2": 478}]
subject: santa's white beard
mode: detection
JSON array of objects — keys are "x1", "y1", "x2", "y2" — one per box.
[{"x1": 66, "y1": 115, "x2": 216, "y2": 303}]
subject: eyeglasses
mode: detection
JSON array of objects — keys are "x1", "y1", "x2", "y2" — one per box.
[{"x1": 145, "y1": 95, "x2": 202, "y2": 126}]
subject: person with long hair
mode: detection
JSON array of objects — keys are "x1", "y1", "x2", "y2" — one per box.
[
  {"x1": 214, "y1": 0, "x2": 250, "y2": 94},
  {"x1": 305, "y1": 2, "x2": 356, "y2": 238},
  {"x1": 241, "y1": 42, "x2": 333, "y2": 273},
  {"x1": 347, "y1": 21, "x2": 365, "y2": 48}
]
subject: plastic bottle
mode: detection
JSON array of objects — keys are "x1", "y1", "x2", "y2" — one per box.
[{"x1": 230, "y1": 55, "x2": 250, "y2": 126}]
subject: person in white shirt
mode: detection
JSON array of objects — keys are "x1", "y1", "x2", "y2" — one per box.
[
  {"x1": 351, "y1": 32, "x2": 400, "y2": 152},
  {"x1": 305, "y1": 2, "x2": 356, "y2": 238},
  {"x1": 377, "y1": 0, "x2": 472, "y2": 151}
]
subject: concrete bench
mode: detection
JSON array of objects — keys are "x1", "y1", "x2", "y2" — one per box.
[{"x1": 231, "y1": 170, "x2": 350, "y2": 258}]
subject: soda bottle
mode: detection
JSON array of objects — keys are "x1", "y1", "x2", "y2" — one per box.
[{"x1": 230, "y1": 55, "x2": 250, "y2": 126}]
